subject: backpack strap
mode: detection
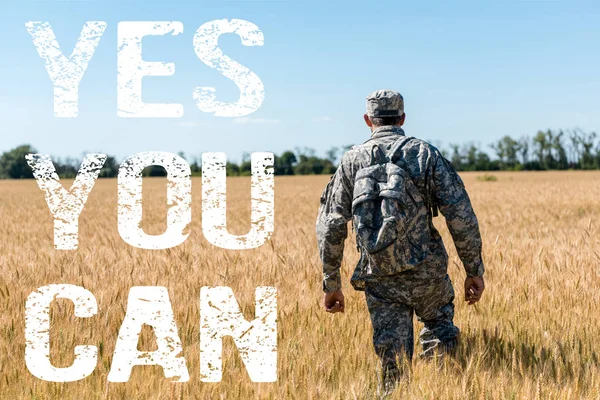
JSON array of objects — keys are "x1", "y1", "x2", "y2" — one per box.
[
  {"x1": 364, "y1": 136, "x2": 412, "y2": 166},
  {"x1": 427, "y1": 153, "x2": 440, "y2": 217},
  {"x1": 386, "y1": 136, "x2": 440, "y2": 218},
  {"x1": 369, "y1": 144, "x2": 387, "y2": 165},
  {"x1": 385, "y1": 136, "x2": 413, "y2": 163}
]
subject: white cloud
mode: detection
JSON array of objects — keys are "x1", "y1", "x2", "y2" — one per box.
[
  {"x1": 232, "y1": 117, "x2": 281, "y2": 125},
  {"x1": 312, "y1": 116, "x2": 333, "y2": 123}
]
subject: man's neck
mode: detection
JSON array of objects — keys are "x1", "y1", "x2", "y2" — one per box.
[{"x1": 370, "y1": 125, "x2": 405, "y2": 136}]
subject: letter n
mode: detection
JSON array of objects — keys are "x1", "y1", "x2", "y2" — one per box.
[{"x1": 200, "y1": 286, "x2": 277, "y2": 382}]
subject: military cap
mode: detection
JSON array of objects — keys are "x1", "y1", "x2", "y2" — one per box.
[{"x1": 366, "y1": 89, "x2": 404, "y2": 117}]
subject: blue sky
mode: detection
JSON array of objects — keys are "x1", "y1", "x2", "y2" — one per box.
[{"x1": 2, "y1": 0, "x2": 600, "y2": 163}]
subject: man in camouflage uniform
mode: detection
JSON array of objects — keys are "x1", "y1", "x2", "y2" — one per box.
[{"x1": 315, "y1": 89, "x2": 485, "y2": 395}]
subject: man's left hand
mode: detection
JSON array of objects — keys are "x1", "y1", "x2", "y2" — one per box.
[{"x1": 323, "y1": 290, "x2": 345, "y2": 313}]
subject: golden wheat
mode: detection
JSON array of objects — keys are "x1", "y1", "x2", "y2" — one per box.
[{"x1": 1, "y1": 171, "x2": 599, "y2": 399}]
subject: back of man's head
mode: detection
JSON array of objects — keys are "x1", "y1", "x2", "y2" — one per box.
[{"x1": 364, "y1": 89, "x2": 406, "y2": 128}]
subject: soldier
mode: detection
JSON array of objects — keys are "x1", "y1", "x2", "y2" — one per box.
[{"x1": 315, "y1": 89, "x2": 485, "y2": 396}]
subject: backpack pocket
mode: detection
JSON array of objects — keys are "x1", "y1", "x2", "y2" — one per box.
[{"x1": 352, "y1": 162, "x2": 430, "y2": 277}]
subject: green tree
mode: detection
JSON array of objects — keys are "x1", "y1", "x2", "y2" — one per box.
[
  {"x1": 294, "y1": 154, "x2": 335, "y2": 175},
  {"x1": 476, "y1": 151, "x2": 493, "y2": 171},
  {"x1": 518, "y1": 137, "x2": 529, "y2": 166},
  {"x1": 491, "y1": 135, "x2": 519, "y2": 169},
  {"x1": 54, "y1": 157, "x2": 78, "y2": 179},
  {"x1": 449, "y1": 144, "x2": 463, "y2": 171},
  {"x1": 99, "y1": 155, "x2": 119, "y2": 178},
  {"x1": 551, "y1": 130, "x2": 568, "y2": 170},
  {"x1": 571, "y1": 128, "x2": 597, "y2": 169},
  {"x1": 274, "y1": 151, "x2": 297, "y2": 175},
  {"x1": 142, "y1": 166, "x2": 167, "y2": 177},
  {"x1": 465, "y1": 144, "x2": 478, "y2": 171},
  {"x1": 239, "y1": 160, "x2": 252, "y2": 176},
  {"x1": 0, "y1": 144, "x2": 37, "y2": 179},
  {"x1": 190, "y1": 160, "x2": 202, "y2": 176},
  {"x1": 533, "y1": 130, "x2": 550, "y2": 169},
  {"x1": 226, "y1": 162, "x2": 240, "y2": 176}
]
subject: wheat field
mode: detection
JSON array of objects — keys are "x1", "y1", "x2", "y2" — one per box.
[{"x1": 1, "y1": 171, "x2": 599, "y2": 399}]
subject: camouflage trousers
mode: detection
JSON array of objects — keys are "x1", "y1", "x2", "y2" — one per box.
[{"x1": 364, "y1": 270, "x2": 460, "y2": 391}]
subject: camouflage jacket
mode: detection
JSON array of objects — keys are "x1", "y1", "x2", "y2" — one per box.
[{"x1": 316, "y1": 126, "x2": 485, "y2": 292}]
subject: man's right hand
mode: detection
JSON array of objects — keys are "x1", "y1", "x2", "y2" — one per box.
[{"x1": 464, "y1": 276, "x2": 485, "y2": 305}]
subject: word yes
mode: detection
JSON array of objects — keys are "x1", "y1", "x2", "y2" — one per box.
[{"x1": 26, "y1": 20, "x2": 264, "y2": 118}]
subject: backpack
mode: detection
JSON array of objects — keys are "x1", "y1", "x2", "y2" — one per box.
[{"x1": 351, "y1": 136, "x2": 431, "y2": 278}]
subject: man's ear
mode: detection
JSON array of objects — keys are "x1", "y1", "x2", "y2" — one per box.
[
  {"x1": 399, "y1": 113, "x2": 406, "y2": 126},
  {"x1": 364, "y1": 114, "x2": 373, "y2": 127}
]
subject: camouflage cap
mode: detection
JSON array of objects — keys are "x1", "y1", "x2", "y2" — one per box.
[{"x1": 366, "y1": 89, "x2": 404, "y2": 117}]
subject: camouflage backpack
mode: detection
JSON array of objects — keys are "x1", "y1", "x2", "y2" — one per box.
[{"x1": 351, "y1": 136, "x2": 431, "y2": 278}]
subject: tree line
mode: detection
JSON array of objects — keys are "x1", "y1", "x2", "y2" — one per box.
[
  {"x1": 0, "y1": 145, "x2": 344, "y2": 179},
  {"x1": 448, "y1": 128, "x2": 600, "y2": 171},
  {"x1": 2, "y1": 128, "x2": 600, "y2": 179}
]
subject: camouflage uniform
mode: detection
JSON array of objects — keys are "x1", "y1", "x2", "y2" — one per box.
[{"x1": 315, "y1": 90, "x2": 484, "y2": 391}]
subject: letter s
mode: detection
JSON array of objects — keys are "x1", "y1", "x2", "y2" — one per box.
[{"x1": 192, "y1": 19, "x2": 265, "y2": 117}]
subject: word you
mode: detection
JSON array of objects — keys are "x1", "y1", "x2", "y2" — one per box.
[
  {"x1": 26, "y1": 284, "x2": 277, "y2": 383},
  {"x1": 25, "y1": 20, "x2": 264, "y2": 118},
  {"x1": 26, "y1": 151, "x2": 274, "y2": 250}
]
